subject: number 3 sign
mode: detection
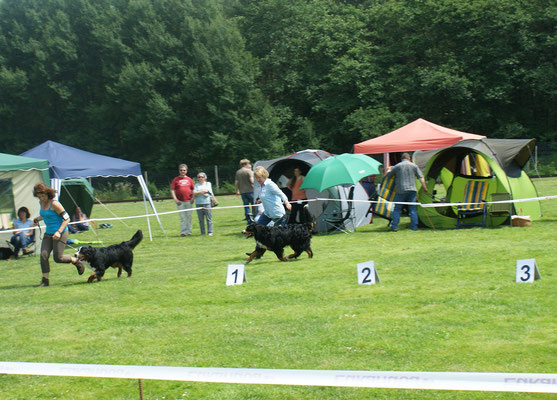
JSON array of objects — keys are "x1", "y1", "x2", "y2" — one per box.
[
  {"x1": 515, "y1": 259, "x2": 541, "y2": 283},
  {"x1": 357, "y1": 261, "x2": 380, "y2": 285}
]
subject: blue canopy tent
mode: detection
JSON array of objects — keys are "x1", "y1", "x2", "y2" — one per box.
[{"x1": 21, "y1": 141, "x2": 164, "y2": 240}]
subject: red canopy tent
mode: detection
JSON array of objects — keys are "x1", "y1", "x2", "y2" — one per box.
[
  {"x1": 354, "y1": 118, "x2": 485, "y2": 153},
  {"x1": 353, "y1": 118, "x2": 486, "y2": 169}
]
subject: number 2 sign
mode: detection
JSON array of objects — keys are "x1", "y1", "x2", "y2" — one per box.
[
  {"x1": 357, "y1": 261, "x2": 380, "y2": 285},
  {"x1": 515, "y1": 259, "x2": 541, "y2": 283}
]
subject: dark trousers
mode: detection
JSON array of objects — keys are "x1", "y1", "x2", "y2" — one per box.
[
  {"x1": 10, "y1": 233, "x2": 32, "y2": 259},
  {"x1": 40, "y1": 231, "x2": 72, "y2": 273},
  {"x1": 241, "y1": 192, "x2": 256, "y2": 222},
  {"x1": 288, "y1": 201, "x2": 308, "y2": 224}
]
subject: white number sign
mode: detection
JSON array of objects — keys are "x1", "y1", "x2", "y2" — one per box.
[
  {"x1": 357, "y1": 261, "x2": 380, "y2": 285},
  {"x1": 226, "y1": 264, "x2": 246, "y2": 286},
  {"x1": 515, "y1": 259, "x2": 541, "y2": 283}
]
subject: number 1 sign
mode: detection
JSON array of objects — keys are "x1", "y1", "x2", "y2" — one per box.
[
  {"x1": 357, "y1": 261, "x2": 380, "y2": 285},
  {"x1": 515, "y1": 259, "x2": 541, "y2": 283},
  {"x1": 226, "y1": 264, "x2": 246, "y2": 286}
]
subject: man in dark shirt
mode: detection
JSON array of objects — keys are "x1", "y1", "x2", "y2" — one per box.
[
  {"x1": 235, "y1": 159, "x2": 255, "y2": 223},
  {"x1": 385, "y1": 153, "x2": 428, "y2": 231}
]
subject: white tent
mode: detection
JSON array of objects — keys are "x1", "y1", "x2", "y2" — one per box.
[{"x1": 0, "y1": 153, "x2": 49, "y2": 250}]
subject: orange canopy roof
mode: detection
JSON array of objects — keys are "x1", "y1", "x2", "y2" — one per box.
[{"x1": 353, "y1": 118, "x2": 486, "y2": 154}]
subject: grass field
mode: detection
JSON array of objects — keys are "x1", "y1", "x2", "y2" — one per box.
[{"x1": 1, "y1": 178, "x2": 556, "y2": 399}]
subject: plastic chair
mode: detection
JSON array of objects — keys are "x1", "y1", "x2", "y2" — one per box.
[{"x1": 456, "y1": 180, "x2": 489, "y2": 228}]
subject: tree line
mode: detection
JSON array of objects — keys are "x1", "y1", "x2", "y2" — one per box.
[{"x1": 0, "y1": 0, "x2": 555, "y2": 173}]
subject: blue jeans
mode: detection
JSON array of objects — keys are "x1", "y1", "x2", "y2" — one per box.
[
  {"x1": 391, "y1": 191, "x2": 418, "y2": 231},
  {"x1": 68, "y1": 223, "x2": 89, "y2": 233},
  {"x1": 196, "y1": 206, "x2": 213, "y2": 235},
  {"x1": 10, "y1": 233, "x2": 32, "y2": 259},
  {"x1": 256, "y1": 213, "x2": 286, "y2": 227},
  {"x1": 241, "y1": 192, "x2": 255, "y2": 222}
]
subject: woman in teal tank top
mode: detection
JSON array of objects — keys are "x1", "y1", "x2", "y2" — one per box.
[{"x1": 32, "y1": 183, "x2": 85, "y2": 287}]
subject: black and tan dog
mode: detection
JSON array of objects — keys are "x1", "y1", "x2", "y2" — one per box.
[
  {"x1": 75, "y1": 230, "x2": 143, "y2": 283},
  {"x1": 242, "y1": 206, "x2": 313, "y2": 264}
]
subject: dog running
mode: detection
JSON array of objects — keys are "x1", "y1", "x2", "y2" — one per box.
[
  {"x1": 242, "y1": 206, "x2": 313, "y2": 264},
  {"x1": 75, "y1": 230, "x2": 143, "y2": 283}
]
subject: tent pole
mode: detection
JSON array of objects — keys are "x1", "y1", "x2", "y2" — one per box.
[
  {"x1": 141, "y1": 186, "x2": 153, "y2": 242},
  {"x1": 137, "y1": 175, "x2": 166, "y2": 239},
  {"x1": 50, "y1": 178, "x2": 61, "y2": 201},
  {"x1": 383, "y1": 153, "x2": 390, "y2": 171},
  {"x1": 214, "y1": 165, "x2": 219, "y2": 192}
]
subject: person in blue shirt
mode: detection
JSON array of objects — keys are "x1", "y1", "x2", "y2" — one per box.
[
  {"x1": 32, "y1": 183, "x2": 84, "y2": 287},
  {"x1": 254, "y1": 166, "x2": 291, "y2": 226},
  {"x1": 10, "y1": 206, "x2": 34, "y2": 259}
]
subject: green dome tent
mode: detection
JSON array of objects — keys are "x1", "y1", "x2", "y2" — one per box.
[
  {"x1": 414, "y1": 139, "x2": 540, "y2": 229},
  {"x1": 58, "y1": 178, "x2": 95, "y2": 218}
]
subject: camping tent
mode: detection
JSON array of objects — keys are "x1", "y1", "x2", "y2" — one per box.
[
  {"x1": 353, "y1": 118, "x2": 486, "y2": 168},
  {"x1": 0, "y1": 153, "x2": 49, "y2": 250},
  {"x1": 21, "y1": 141, "x2": 164, "y2": 239},
  {"x1": 59, "y1": 178, "x2": 95, "y2": 218},
  {"x1": 254, "y1": 150, "x2": 373, "y2": 232},
  {"x1": 413, "y1": 138, "x2": 540, "y2": 228}
]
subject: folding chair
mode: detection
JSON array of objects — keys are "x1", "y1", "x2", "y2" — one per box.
[
  {"x1": 488, "y1": 192, "x2": 512, "y2": 225},
  {"x1": 456, "y1": 180, "x2": 489, "y2": 228},
  {"x1": 367, "y1": 174, "x2": 396, "y2": 225},
  {"x1": 324, "y1": 186, "x2": 355, "y2": 234}
]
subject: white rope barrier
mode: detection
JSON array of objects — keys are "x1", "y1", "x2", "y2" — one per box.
[
  {"x1": 1, "y1": 195, "x2": 555, "y2": 236},
  {"x1": 0, "y1": 362, "x2": 555, "y2": 393},
  {"x1": 317, "y1": 195, "x2": 557, "y2": 207}
]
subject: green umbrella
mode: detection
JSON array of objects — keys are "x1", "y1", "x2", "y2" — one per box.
[{"x1": 300, "y1": 153, "x2": 382, "y2": 192}]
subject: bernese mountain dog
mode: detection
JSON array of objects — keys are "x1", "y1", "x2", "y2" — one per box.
[
  {"x1": 75, "y1": 230, "x2": 143, "y2": 283},
  {"x1": 242, "y1": 206, "x2": 313, "y2": 264}
]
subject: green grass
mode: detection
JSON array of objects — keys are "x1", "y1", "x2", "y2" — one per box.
[{"x1": 1, "y1": 179, "x2": 556, "y2": 399}]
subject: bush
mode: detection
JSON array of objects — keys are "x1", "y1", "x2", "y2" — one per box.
[
  {"x1": 215, "y1": 181, "x2": 235, "y2": 194},
  {"x1": 95, "y1": 181, "x2": 137, "y2": 202}
]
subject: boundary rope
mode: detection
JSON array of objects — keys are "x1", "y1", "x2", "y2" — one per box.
[
  {"x1": 1, "y1": 195, "x2": 555, "y2": 236},
  {"x1": 0, "y1": 362, "x2": 555, "y2": 393}
]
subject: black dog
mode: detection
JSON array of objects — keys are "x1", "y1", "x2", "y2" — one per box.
[
  {"x1": 75, "y1": 230, "x2": 143, "y2": 283},
  {"x1": 242, "y1": 206, "x2": 313, "y2": 264}
]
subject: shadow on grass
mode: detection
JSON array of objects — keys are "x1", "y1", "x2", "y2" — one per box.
[{"x1": 0, "y1": 279, "x2": 92, "y2": 290}]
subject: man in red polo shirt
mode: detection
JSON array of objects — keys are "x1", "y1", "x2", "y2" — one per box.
[{"x1": 170, "y1": 163, "x2": 195, "y2": 236}]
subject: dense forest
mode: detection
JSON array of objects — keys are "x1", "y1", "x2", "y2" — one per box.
[{"x1": 0, "y1": 0, "x2": 555, "y2": 172}]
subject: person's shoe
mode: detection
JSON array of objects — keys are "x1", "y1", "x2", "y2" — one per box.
[
  {"x1": 180, "y1": 233, "x2": 186, "y2": 237},
  {"x1": 389, "y1": 228, "x2": 398, "y2": 232},
  {"x1": 37, "y1": 277, "x2": 49, "y2": 287},
  {"x1": 73, "y1": 259, "x2": 85, "y2": 275},
  {"x1": 208, "y1": 233, "x2": 213, "y2": 236}
]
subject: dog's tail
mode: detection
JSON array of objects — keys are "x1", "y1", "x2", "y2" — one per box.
[
  {"x1": 303, "y1": 205, "x2": 314, "y2": 232},
  {"x1": 125, "y1": 230, "x2": 143, "y2": 249}
]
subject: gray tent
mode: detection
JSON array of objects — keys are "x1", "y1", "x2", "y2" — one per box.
[{"x1": 254, "y1": 150, "x2": 373, "y2": 232}]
